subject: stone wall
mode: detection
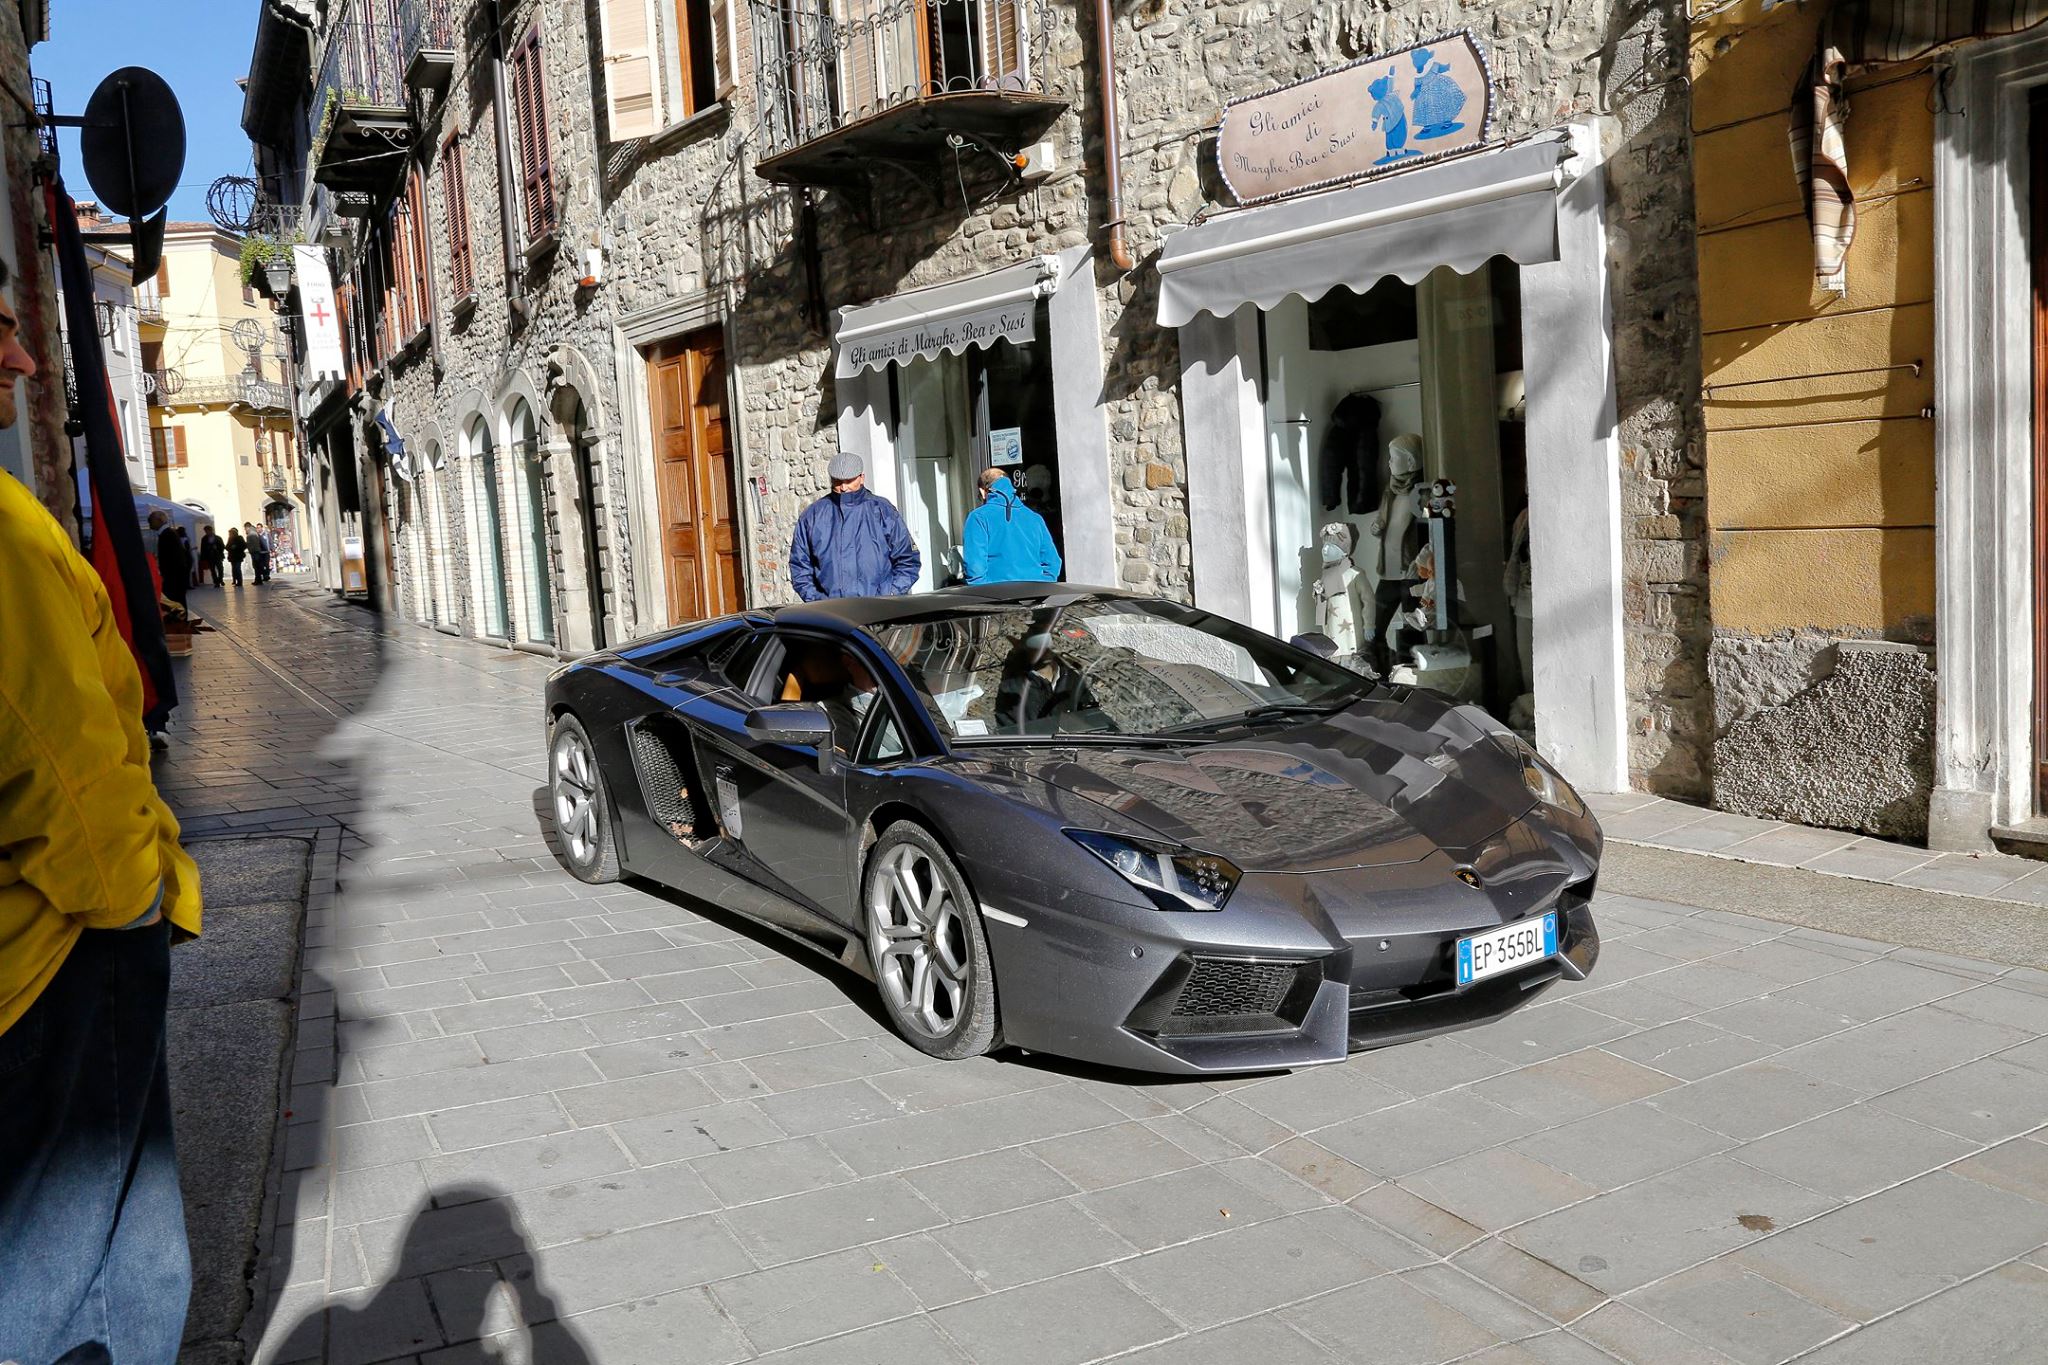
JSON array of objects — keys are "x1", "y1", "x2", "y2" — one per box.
[
  {"x1": 1, "y1": 8, "x2": 77, "y2": 535},
  {"x1": 355, "y1": 0, "x2": 1711, "y2": 805}
]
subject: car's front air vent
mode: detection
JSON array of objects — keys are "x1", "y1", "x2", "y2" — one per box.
[{"x1": 1129, "y1": 955, "x2": 1322, "y2": 1038}]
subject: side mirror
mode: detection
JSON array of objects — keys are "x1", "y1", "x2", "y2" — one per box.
[
  {"x1": 744, "y1": 703, "x2": 834, "y2": 747},
  {"x1": 1290, "y1": 632, "x2": 1339, "y2": 660}
]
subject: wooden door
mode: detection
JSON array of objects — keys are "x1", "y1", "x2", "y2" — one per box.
[
  {"x1": 2034, "y1": 88, "x2": 2048, "y2": 812},
  {"x1": 650, "y1": 329, "x2": 744, "y2": 625}
]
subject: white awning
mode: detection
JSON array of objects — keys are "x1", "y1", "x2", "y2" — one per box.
[
  {"x1": 1156, "y1": 136, "x2": 1573, "y2": 329},
  {"x1": 834, "y1": 254, "x2": 1064, "y2": 379}
]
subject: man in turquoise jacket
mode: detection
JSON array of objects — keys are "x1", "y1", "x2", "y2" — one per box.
[{"x1": 962, "y1": 468, "x2": 1061, "y2": 585}]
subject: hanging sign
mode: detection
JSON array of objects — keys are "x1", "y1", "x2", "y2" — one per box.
[
  {"x1": 293, "y1": 244, "x2": 347, "y2": 383},
  {"x1": 1216, "y1": 32, "x2": 1493, "y2": 205}
]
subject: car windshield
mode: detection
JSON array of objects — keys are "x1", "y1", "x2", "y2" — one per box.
[{"x1": 867, "y1": 596, "x2": 1367, "y2": 744}]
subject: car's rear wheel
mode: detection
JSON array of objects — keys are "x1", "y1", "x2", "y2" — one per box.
[
  {"x1": 863, "y1": 823, "x2": 1000, "y2": 1060},
  {"x1": 549, "y1": 713, "x2": 621, "y2": 884}
]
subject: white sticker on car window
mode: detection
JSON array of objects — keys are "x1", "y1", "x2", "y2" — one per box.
[{"x1": 955, "y1": 719, "x2": 989, "y2": 736}]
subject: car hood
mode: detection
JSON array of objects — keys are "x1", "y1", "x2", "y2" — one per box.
[{"x1": 969, "y1": 689, "x2": 1541, "y2": 873}]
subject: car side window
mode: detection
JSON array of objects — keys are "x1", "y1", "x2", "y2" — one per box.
[
  {"x1": 716, "y1": 631, "x2": 770, "y2": 694},
  {"x1": 860, "y1": 707, "x2": 908, "y2": 765},
  {"x1": 763, "y1": 637, "x2": 881, "y2": 755}
]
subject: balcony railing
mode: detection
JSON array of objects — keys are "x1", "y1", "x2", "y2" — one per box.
[
  {"x1": 313, "y1": 20, "x2": 413, "y2": 192},
  {"x1": 751, "y1": 0, "x2": 1064, "y2": 186},
  {"x1": 401, "y1": 0, "x2": 460, "y2": 91},
  {"x1": 162, "y1": 375, "x2": 295, "y2": 412},
  {"x1": 135, "y1": 288, "x2": 165, "y2": 323}
]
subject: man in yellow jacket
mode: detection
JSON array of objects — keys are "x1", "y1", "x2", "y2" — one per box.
[{"x1": 0, "y1": 257, "x2": 201, "y2": 1364}]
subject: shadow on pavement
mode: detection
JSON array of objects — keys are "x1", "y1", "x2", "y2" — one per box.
[{"x1": 265, "y1": 1187, "x2": 593, "y2": 1364}]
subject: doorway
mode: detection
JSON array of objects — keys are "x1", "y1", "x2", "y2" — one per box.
[
  {"x1": 512, "y1": 401, "x2": 556, "y2": 646},
  {"x1": 2033, "y1": 85, "x2": 2048, "y2": 813},
  {"x1": 470, "y1": 416, "x2": 511, "y2": 638},
  {"x1": 889, "y1": 330, "x2": 1062, "y2": 591},
  {"x1": 566, "y1": 396, "x2": 612, "y2": 650},
  {"x1": 648, "y1": 328, "x2": 744, "y2": 624}
]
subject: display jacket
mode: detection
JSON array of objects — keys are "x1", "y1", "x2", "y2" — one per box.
[
  {"x1": 1319, "y1": 391, "x2": 1383, "y2": 515},
  {"x1": 789, "y1": 486, "x2": 922, "y2": 600},
  {"x1": 962, "y1": 476, "x2": 1062, "y2": 585},
  {"x1": 0, "y1": 473, "x2": 202, "y2": 1039}
]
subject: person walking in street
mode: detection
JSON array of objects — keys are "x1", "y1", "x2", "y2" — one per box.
[
  {"x1": 247, "y1": 523, "x2": 272, "y2": 584},
  {"x1": 224, "y1": 526, "x2": 247, "y2": 587},
  {"x1": 789, "y1": 452, "x2": 921, "y2": 601},
  {"x1": 197, "y1": 524, "x2": 224, "y2": 587},
  {"x1": 0, "y1": 260, "x2": 202, "y2": 1365},
  {"x1": 962, "y1": 467, "x2": 1062, "y2": 586},
  {"x1": 151, "y1": 510, "x2": 191, "y2": 613}
]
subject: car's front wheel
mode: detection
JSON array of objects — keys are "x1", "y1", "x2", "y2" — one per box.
[
  {"x1": 863, "y1": 823, "x2": 1001, "y2": 1060},
  {"x1": 549, "y1": 713, "x2": 621, "y2": 884}
]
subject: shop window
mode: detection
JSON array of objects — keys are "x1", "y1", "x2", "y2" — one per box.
[
  {"x1": 886, "y1": 316, "x2": 1062, "y2": 592},
  {"x1": 1260, "y1": 259, "x2": 1531, "y2": 723}
]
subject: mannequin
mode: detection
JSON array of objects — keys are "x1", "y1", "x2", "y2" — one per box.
[
  {"x1": 1367, "y1": 433, "x2": 1425, "y2": 673},
  {"x1": 1311, "y1": 522, "x2": 1365, "y2": 657},
  {"x1": 1503, "y1": 505, "x2": 1534, "y2": 695}
]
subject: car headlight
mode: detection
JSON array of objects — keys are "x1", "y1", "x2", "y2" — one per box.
[
  {"x1": 1499, "y1": 733, "x2": 1587, "y2": 819},
  {"x1": 1065, "y1": 830, "x2": 1240, "y2": 911}
]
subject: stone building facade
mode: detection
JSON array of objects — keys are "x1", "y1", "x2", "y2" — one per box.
[{"x1": 246, "y1": 0, "x2": 1709, "y2": 803}]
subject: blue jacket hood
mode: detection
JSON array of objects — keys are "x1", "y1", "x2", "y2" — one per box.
[{"x1": 963, "y1": 475, "x2": 1061, "y2": 585}]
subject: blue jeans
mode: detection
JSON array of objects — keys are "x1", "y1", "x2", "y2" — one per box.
[{"x1": 0, "y1": 924, "x2": 190, "y2": 1365}]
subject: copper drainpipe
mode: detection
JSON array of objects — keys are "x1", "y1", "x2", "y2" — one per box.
[{"x1": 1092, "y1": 0, "x2": 1134, "y2": 273}]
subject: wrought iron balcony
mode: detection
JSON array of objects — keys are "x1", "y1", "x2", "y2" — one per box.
[
  {"x1": 135, "y1": 286, "x2": 165, "y2": 324},
  {"x1": 312, "y1": 19, "x2": 413, "y2": 193},
  {"x1": 750, "y1": 0, "x2": 1065, "y2": 189},
  {"x1": 161, "y1": 375, "x2": 295, "y2": 412},
  {"x1": 402, "y1": 0, "x2": 460, "y2": 93}
]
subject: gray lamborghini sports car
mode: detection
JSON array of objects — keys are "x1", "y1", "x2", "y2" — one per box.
[{"x1": 542, "y1": 585, "x2": 1601, "y2": 1075}]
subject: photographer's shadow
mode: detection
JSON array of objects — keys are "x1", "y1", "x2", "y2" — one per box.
[{"x1": 264, "y1": 1187, "x2": 593, "y2": 1364}]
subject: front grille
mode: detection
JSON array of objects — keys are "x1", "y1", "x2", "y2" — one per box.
[
  {"x1": 1132, "y1": 955, "x2": 1321, "y2": 1038},
  {"x1": 1172, "y1": 959, "x2": 1295, "y2": 1019}
]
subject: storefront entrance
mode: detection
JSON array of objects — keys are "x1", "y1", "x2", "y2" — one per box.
[
  {"x1": 1259, "y1": 262, "x2": 1529, "y2": 720},
  {"x1": 1163, "y1": 122, "x2": 1628, "y2": 792},
  {"x1": 889, "y1": 329, "x2": 1062, "y2": 591}
]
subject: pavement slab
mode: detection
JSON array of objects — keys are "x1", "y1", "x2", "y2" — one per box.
[{"x1": 146, "y1": 586, "x2": 2048, "y2": 1365}]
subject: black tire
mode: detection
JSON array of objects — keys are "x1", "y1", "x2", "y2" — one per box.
[
  {"x1": 862, "y1": 822, "x2": 1001, "y2": 1061},
  {"x1": 548, "y1": 713, "x2": 622, "y2": 884}
]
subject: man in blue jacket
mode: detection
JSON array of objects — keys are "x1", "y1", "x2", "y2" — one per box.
[
  {"x1": 963, "y1": 467, "x2": 1061, "y2": 585},
  {"x1": 789, "y1": 452, "x2": 923, "y2": 600}
]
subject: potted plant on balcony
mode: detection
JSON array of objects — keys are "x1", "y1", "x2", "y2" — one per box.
[{"x1": 241, "y1": 230, "x2": 304, "y2": 300}]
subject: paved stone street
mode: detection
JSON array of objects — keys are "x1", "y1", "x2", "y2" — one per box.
[{"x1": 161, "y1": 584, "x2": 2048, "y2": 1365}]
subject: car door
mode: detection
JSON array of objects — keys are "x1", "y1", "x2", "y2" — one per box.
[{"x1": 701, "y1": 630, "x2": 869, "y2": 919}]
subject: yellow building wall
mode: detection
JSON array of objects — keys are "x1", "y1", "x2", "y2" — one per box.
[
  {"x1": 1692, "y1": 1, "x2": 1937, "y2": 638},
  {"x1": 153, "y1": 229, "x2": 284, "y2": 536}
]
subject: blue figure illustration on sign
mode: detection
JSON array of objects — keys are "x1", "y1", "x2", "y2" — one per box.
[
  {"x1": 1409, "y1": 47, "x2": 1467, "y2": 139},
  {"x1": 1369, "y1": 67, "x2": 1419, "y2": 165}
]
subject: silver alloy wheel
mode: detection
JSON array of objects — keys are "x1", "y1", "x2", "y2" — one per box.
[
  {"x1": 552, "y1": 729, "x2": 600, "y2": 866},
  {"x1": 868, "y1": 842, "x2": 971, "y2": 1039}
]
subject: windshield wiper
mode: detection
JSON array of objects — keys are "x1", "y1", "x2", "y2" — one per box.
[{"x1": 1160, "y1": 699, "x2": 1352, "y2": 736}]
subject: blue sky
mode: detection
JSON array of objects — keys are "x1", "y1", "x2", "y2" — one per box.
[{"x1": 35, "y1": 0, "x2": 258, "y2": 225}]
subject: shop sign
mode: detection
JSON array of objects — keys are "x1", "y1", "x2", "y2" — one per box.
[
  {"x1": 838, "y1": 302, "x2": 1034, "y2": 376},
  {"x1": 1216, "y1": 32, "x2": 1493, "y2": 205}
]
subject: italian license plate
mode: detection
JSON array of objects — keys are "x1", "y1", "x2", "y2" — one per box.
[{"x1": 1456, "y1": 912, "x2": 1558, "y2": 987}]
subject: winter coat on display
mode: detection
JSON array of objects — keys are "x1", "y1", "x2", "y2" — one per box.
[
  {"x1": 962, "y1": 476, "x2": 1062, "y2": 585},
  {"x1": 789, "y1": 486, "x2": 923, "y2": 600},
  {"x1": 1319, "y1": 392, "x2": 1383, "y2": 514}
]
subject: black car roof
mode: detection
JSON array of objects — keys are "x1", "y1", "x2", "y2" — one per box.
[{"x1": 762, "y1": 583, "x2": 1141, "y2": 632}]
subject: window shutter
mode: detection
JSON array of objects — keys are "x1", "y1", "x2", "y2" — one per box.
[
  {"x1": 169, "y1": 427, "x2": 186, "y2": 466},
  {"x1": 709, "y1": 0, "x2": 737, "y2": 99},
  {"x1": 157, "y1": 260, "x2": 169, "y2": 295},
  {"x1": 598, "y1": 0, "x2": 661, "y2": 140},
  {"x1": 530, "y1": 36, "x2": 557, "y2": 234},
  {"x1": 979, "y1": 0, "x2": 1023, "y2": 88},
  {"x1": 442, "y1": 137, "x2": 474, "y2": 298}
]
